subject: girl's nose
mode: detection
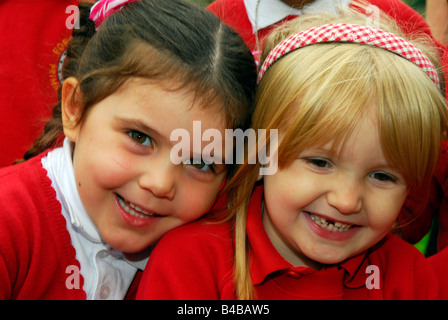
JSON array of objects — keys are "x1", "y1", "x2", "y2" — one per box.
[
  {"x1": 326, "y1": 177, "x2": 362, "y2": 215},
  {"x1": 138, "y1": 161, "x2": 175, "y2": 200}
]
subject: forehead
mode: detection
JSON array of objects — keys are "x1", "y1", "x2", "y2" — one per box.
[
  {"x1": 118, "y1": 78, "x2": 227, "y2": 130},
  {"x1": 276, "y1": 98, "x2": 380, "y2": 160},
  {"x1": 323, "y1": 112, "x2": 380, "y2": 155}
]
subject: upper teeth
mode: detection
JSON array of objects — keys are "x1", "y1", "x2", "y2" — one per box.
[
  {"x1": 310, "y1": 213, "x2": 352, "y2": 232},
  {"x1": 118, "y1": 196, "x2": 153, "y2": 219}
]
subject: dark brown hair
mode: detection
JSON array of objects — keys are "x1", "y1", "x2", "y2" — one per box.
[{"x1": 23, "y1": 0, "x2": 257, "y2": 161}]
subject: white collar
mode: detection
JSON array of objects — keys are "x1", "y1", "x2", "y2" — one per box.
[
  {"x1": 43, "y1": 138, "x2": 149, "y2": 272},
  {"x1": 46, "y1": 138, "x2": 103, "y2": 243},
  {"x1": 244, "y1": 0, "x2": 351, "y2": 32}
]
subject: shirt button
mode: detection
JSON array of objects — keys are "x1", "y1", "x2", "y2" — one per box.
[
  {"x1": 98, "y1": 250, "x2": 110, "y2": 259},
  {"x1": 99, "y1": 285, "x2": 111, "y2": 299}
]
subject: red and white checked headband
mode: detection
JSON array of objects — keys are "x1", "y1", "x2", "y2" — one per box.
[
  {"x1": 90, "y1": 0, "x2": 139, "y2": 29},
  {"x1": 258, "y1": 23, "x2": 440, "y2": 88}
]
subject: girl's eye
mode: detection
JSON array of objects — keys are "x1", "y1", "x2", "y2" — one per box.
[
  {"x1": 128, "y1": 130, "x2": 152, "y2": 147},
  {"x1": 185, "y1": 159, "x2": 215, "y2": 173},
  {"x1": 306, "y1": 158, "x2": 333, "y2": 169},
  {"x1": 370, "y1": 172, "x2": 397, "y2": 183}
]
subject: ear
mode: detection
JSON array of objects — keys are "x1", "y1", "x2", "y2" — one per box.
[{"x1": 61, "y1": 77, "x2": 82, "y2": 142}]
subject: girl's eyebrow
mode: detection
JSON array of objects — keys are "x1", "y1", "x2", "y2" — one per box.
[
  {"x1": 305, "y1": 145, "x2": 336, "y2": 156},
  {"x1": 117, "y1": 117, "x2": 164, "y2": 141}
]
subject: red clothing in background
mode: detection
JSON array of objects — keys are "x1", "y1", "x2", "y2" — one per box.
[
  {"x1": 0, "y1": 1, "x2": 79, "y2": 167},
  {"x1": 207, "y1": 0, "x2": 443, "y2": 57}
]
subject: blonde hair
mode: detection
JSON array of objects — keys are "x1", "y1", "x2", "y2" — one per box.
[{"x1": 225, "y1": 7, "x2": 448, "y2": 300}]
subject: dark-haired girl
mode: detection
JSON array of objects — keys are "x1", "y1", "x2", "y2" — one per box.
[{"x1": 0, "y1": 0, "x2": 256, "y2": 299}]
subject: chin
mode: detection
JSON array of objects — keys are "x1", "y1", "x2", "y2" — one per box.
[
  {"x1": 102, "y1": 233, "x2": 152, "y2": 254},
  {"x1": 304, "y1": 247, "x2": 353, "y2": 266}
]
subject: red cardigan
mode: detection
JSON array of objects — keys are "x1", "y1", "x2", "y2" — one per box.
[
  {"x1": 0, "y1": 154, "x2": 86, "y2": 299},
  {"x1": 0, "y1": 154, "x2": 141, "y2": 299},
  {"x1": 136, "y1": 186, "x2": 439, "y2": 300}
]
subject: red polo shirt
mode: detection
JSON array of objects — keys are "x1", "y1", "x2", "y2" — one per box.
[
  {"x1": 137, "y1": 186, "x2": 438, "y2": 300},
  {"x1": 428, "y1": 246, "x2": 448, "y2": 299}
]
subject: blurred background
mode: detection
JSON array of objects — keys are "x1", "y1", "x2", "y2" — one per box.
[
  {"x1": 193, "y1": 0, "x2": 425, "y2": 14},
  {"x1": 401, "y1": 0, "x2": 425, "y2": 13}
]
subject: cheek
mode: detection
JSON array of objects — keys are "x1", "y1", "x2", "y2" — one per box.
[
  {"x1": 264, "y1": 171, "x2": 314, "y2": 213},
  {"x1": 366, "y1": 190, "x2": 407, "y2": 230},
  {"x1": 177, "y1": 178, "x2": 225, "y2": 220},
  {"x1": 75, "y1": 146, "x2": 134, "y2": 191},
  {"x1": 96, "y1": 155, "x2": 134, "y2": 188}
]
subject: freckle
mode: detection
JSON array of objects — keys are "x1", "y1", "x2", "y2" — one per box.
[{"x1": 78, "y1": 182, "x2": 82, "y2": 187}]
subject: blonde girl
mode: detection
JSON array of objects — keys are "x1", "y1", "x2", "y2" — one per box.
[{"x1": 136, "y1": 8, "x2": 447, "y2": 300}]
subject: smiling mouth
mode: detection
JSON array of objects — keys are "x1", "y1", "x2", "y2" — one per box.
[
  {"x1": 308, "y1": 212, "x2": 356, "y2": 232},
  {"x1": 117, "y1": 194, "x2": 158, "y2": 219}
]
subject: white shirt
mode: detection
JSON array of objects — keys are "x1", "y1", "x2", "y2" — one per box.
[
  {"x1": 244, "y1": 0, "x2": 351, "y2": 33},
  {"x1": 42, "y1": 138, "x2": 145, "y2": 300}
]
